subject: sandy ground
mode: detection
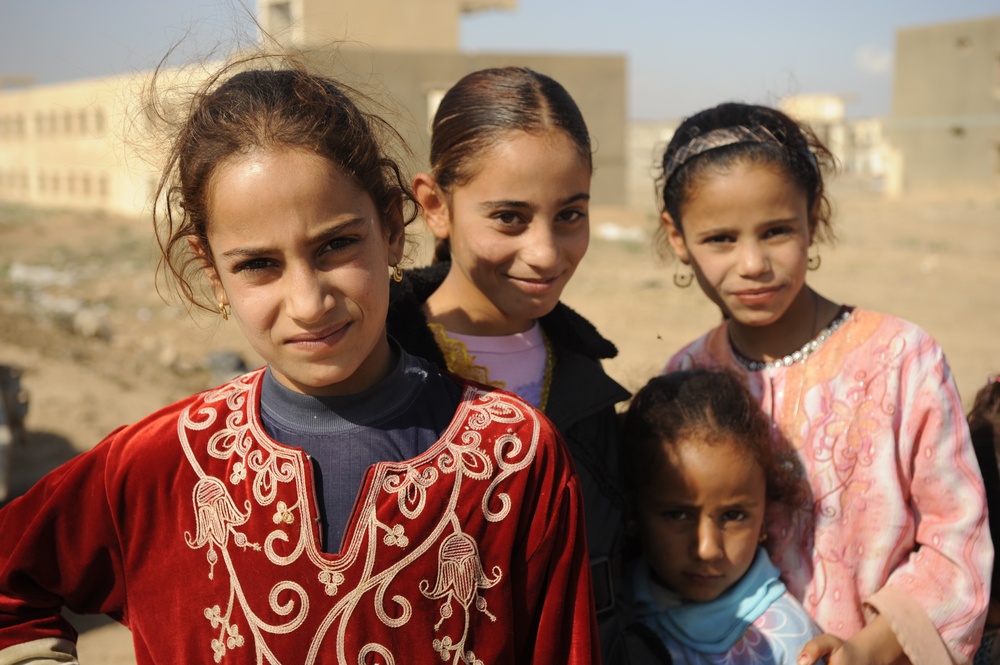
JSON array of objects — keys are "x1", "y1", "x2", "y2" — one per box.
[{"x1": 1, "y1": 179, "x2": 998, "y2": 661}]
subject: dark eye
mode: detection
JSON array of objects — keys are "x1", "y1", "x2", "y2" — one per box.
[
  {"x1": 321, "y1": 236, "x2": 358, "y2": 254},
  {"x1": 233, "y1": 257, "x2": 276, "y2": 273},
  {"x1": 661, "y1": 510, "x2": 691, "y2": 522},
  {"x1": 556, "y1": 208, "x2": 586, "y2": 224},
  {"x1": 721, "y1": 510, "x2": 747, "y2": 523},
  {"x1": 494, "y1": 211, "x2": 523, "y2": 226},
  {"x1": 763, "y1": 225, "x2": 792, "y2": 239},
  {"x1": 704, "y1": 234, "x2": 734, "y2": 244}
]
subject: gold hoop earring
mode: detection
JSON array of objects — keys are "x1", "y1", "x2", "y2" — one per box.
[
  {"x1": 807, "y1": 249, "x2": 821, "y2": 271},
  {"x1": 758, "y1": 531, "x2": 768, "y2": 544},
  {"x1": 673, "y1": 263, "x2": 694, "y2": 288},
  {"x1": 217, "y1": 302, "x2": 230, "y2": 321},
  {"x1": 391, "y1": 264, "x2": 404, "y2": 283}
]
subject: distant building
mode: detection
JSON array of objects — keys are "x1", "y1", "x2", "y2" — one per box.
[
  {"x1": 780, "y1": 93, "x2": 888, "y2": 186},
  {"x1": 0, "y1": 0, "x2": 627, "y2": 217},
  {"x1": 887, "y1": 14, "x2": 1000, "y2": 198}
]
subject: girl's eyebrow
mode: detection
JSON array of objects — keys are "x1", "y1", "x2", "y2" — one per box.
[
  {"x1": 478, "y1": 192, "x2": 590, "y2": 213},
  {"x1": 218, "y1": 217, "x2": 367, "y2": 260}
]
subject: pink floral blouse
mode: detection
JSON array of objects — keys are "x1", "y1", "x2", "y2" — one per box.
[{"x1": 665, "y1": 308, "x2": 992, "y2": 664}]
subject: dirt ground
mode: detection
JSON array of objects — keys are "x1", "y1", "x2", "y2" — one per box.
[{"x1": 1, "y1": 179, "x2": 998, "y2": 661}]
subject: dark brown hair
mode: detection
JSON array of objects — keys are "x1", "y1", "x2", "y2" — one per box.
[
  {"x1": 427, "y1": 66, "x2": 591, "y2": 263},
  {"x1": 621, "y1": 369, "x2": 803, "y2": 509},
  {"x1": 968, "y1": 379, "x2": 1000, "y2": 601},
  {"x1": 656, "y1": 102, "x2": 836, "y2": 252},
  {"x1": 150, "y1": 59, "x2": 417, "y2": 311}
]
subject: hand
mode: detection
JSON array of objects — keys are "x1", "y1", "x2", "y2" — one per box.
[
  {"x1": 798, "y1": 616, "x2": 910, "y2": 665},
  {"x1": 798, "y1": 632, "x2": 842, "y2": 665}
]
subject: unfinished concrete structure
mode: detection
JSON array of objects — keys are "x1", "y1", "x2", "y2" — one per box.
[
  {"x1": 888, "y1": 15, "x2": 1000, "y2": 197},
  {"x1": 0, "y1": 0, "x2": 626, "y2": 217}
]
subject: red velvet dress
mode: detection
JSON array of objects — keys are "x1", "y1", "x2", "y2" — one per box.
[{"x1": 0, "y1": 369, "x2": 597, "y2": 664}]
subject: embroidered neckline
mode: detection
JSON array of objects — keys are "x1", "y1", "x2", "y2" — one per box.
[
  {"x1": 731, "y1": 309, "x2": 852, "y2": 372},
  {"x1": 428, "y1": 322, "x2": 555, "y2": 411}
]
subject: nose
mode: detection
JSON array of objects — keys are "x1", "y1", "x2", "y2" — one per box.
[
  {"x1": 285, "y1": 263, "x2": 332, "y2": 324},
  {"x1": 521, "y1": 222, "x2": 561, "y2": 272},
  {"x1": 695, "y1": 518, "x2": 725, "y2": 562},
  {"x1": 736, "y1": 239, "x2": 770, "y2": 277}
]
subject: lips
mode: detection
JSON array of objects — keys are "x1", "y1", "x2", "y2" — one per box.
[
  {"x1": 731, "y1": 286, "x2": 781, "y2": 306},
  {"x1": 507, "y1": 274, "x2": 562, "y2": 295},
  {"x1": 285, "y1": 321, "x2": 350, "y2": 346}
]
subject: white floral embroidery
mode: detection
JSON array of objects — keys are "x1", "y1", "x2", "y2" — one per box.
[{"x1": 180, "y1": 374, "x2": 540, "y2": 664}]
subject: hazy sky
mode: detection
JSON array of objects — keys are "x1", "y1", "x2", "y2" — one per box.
[{"x1": 1, "y1": 0, "x2": 997, "y2": 120}]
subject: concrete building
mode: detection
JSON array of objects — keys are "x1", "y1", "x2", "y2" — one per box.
[
  {"x1": 887, "y1": 14, "x2": 1000, "y2": 198},
  {"x1": 0, "y1": 0, "x2": 627, "y2": 217}
]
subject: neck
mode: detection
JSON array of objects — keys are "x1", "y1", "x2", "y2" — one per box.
[
  {"x1": 729, "y1": 288, "x2": 836, "y2": 362},
  {"x1": 424, "y1": 269, "x2": 535, "y2": 336}
]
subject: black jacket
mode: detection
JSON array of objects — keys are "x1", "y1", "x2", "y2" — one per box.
[{"x1": 387, "y1": 262, "x2": 641, "y2": 663}]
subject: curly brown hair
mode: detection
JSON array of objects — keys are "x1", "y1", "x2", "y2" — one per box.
[
  {"x1": 148, "y1": 56, "x2": 417, "y2": 312},
  {"x1": 621, "y1": 369, "x2": 806, "y2": 511}
]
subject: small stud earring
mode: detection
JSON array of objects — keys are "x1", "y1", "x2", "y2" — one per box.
[
  {"x1": 673, "y1": 263, "x2": 694, "y2": 288},
  {"x1": 217, "y1": 302, "x2": 230, "y2": 321},
  {"x1": 807, "y1": 248, "x2": 821, "y2": 271}
]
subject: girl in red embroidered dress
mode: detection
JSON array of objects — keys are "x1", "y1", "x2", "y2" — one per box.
[{"x1": 0, "y1": 58, "x2": 597, "y2": 665}]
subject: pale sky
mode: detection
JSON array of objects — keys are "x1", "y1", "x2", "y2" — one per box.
[{"x1": 1, "y1": 0, "x2": 997, "y2": 120}]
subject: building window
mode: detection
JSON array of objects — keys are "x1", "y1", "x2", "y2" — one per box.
[
  {"x1": 99, "y1": 174, "x2": 109, "y2": 199},
  {"x1": 63, "y1": 110, "x2": 73, "y2": 134},
  {"x1": 79, "y1": 109, "x2": 88, "y2": 134},
  {"x1": 956, "y1": 36, "x2": 972, "y2": 54},
  {"x1": 94, "y1": 109, "x2": 105, "y2": 134},
  {"x1": 82, "y1": 174, "x2": 91, "y2": 196},
  {"x1": 35, "y1": 113, "x2": 44, "y2": 136}
]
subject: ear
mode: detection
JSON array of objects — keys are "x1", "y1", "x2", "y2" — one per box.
[
  {"x1": 383, "y1": 194, "x2": 407, "y2": 267},
  {"x1": 807, "y1": 198, "x2": 822, "y2": 245},
  {"x1": 186, "y1": 235, "x2": 227, "y2": 305},
  {"x1": 413, "y1": 172, "x2": 451, "y2": 240},
  {"x1": 661, "y1": 211, "x2": 690, "y2": 264}
]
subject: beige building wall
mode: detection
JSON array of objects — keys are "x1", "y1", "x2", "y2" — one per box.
[
  {"x1": 0, "y1": 73, "x2": 161, "y2": 217},
  {"x1": 0, "y1": 1, "x2": 627, "y2": 216},
  {"x1": 888, "y1": 15, "x2": 1000, "y2": 197},
  {"x1": 303, "y1": 48, "x2": 627, "y2": 206},
  {"x1": 258, "y1": 0, "x2": 516, "y2": 51}
]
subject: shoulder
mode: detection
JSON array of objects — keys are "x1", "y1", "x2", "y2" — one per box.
[
  {"x1": 836, "y1": 308, "x2": 951, "y2": 373},
  {"x1": 664, "y1": 322, "x2": 730, "y2": 372},
  {"x1": 104, "y1": 369, "x2": 264, "y2": 470},
  {"x1": 449, "y1": 378, "x2": 569, "y2": 464},
  {"x1": 540, "y1": 302, "x2": 619, "y2": 361}
]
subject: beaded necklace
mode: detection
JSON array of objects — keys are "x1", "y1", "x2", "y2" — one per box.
[{"x1": 731, "y1": 309, "x2": 852, "y2": 372}]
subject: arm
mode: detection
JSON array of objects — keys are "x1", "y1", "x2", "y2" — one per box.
[
  {"x1": 0, "y1": 435, "x2": 128, "y2": 663},
  {"x1": 867, "y1": 338, "x2": 991, "y2": 664},
  {"x1": 512, "y1": 427, "x2": 599, "y2": 664}
]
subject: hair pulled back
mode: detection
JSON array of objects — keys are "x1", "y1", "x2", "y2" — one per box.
[
  {"x1": 657, "y1": 102, "x2": 836, "y2": 247},
  {"x1": 429, "y1": 66, "x2": 592, "y2": 192},
  {"x1": 152, "y1": 59, "x2": 416, "y2": 311},
  {"x1": 426, "y1": 67, "x2": 591, "y2": 264},
  {"x1": 621, "y1": 369, "x2": 803, "y2": 510}
]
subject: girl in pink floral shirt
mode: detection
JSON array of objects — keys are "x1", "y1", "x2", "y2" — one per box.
[{"x1": 656, "y1": 101, "x2": 991, "y2": 665}]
